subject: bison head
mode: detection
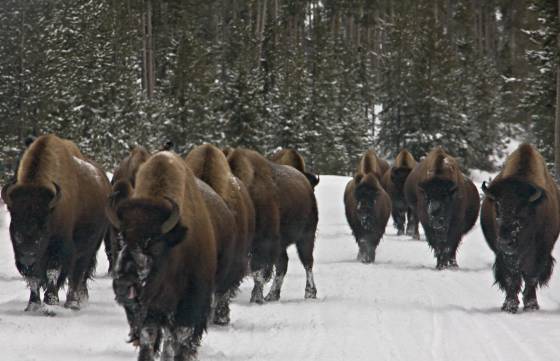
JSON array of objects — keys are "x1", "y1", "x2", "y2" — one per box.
[
  {"x1": 482, "y1": 180, "x2": 544, "y2": 255},
  {"x1": 418, "y1": 179, "x2": 458, "y2": 236},
  {"x1": 106, "y1": 197, "x2": 185, "y2": 286},
  {"x1": 2, "y1": 182, "x2": 61, "y2": 276},
  {"x1": 304, "y1": 171, "x2": 320, "y2": 189},
  {"x1": 354, "y1": 173, "x2": 383, "y2": 230},
  {"x1": 391, "y1": 167, "x2": 412, "y2": 190}
]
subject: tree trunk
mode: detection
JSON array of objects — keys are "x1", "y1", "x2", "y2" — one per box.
[
  {"x1": 555, "y1": 0, "x2": 560, "y2": 177},
  {"x1": 143, "y1": 0, "x2": 155, "y2": 97}
]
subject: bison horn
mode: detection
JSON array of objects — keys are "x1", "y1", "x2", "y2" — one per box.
[
  {"x1": 106, "y1": 191, "x2": 122, "y2": 230},
  {"x1": 161, "y1": 197, "x2": 180, "y2": 234},
  {"x1": 481, "y1": 181, "x2": 495, "y2": 201},
  {"x1": 48, "y1": 182, "x2": 62, "y2": 209},
  {"x1": 528, "y1": 187, "x2": 543, "y2": 203},
  {"x1": 1, "y1": 179, "x2": 16, "y2": 207}
]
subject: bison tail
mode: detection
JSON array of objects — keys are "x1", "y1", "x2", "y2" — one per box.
[{"x1": 538, "y1": 255, "x2": 555, "y2": 287}]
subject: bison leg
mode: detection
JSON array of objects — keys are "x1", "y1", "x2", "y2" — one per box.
[
  {"x1": 296, "y1": 238, "x2": 317, "y2": 299},
  {"x1": 213, "y1": 289, "x2": 234, "y2": 325},
  {"x1": 138, "y1": 324, "x2": 160, "y2": 361},
  {"x1": 44, "y1": 268, "x2": 61, "y2": 305},
  {"x1": 495, "y1": 255, "x2": 522, "y2": 313},
  {"x1": 392, "y1": 207, "x2": 406, "y2": 236},
  {"x1": 24, "y1": 277, "x2": 43, "y2": 312},
  {"x1": 406, "y1": 208, "x2": 420, "y2": 240},
  {"x1": 522, "y1": 277, "x2": 539, "y2": 311},
  {"x1": 265, "y1": 249, "x2": 289, "y2": 302},
  {"x1": 172, "y1": 327, "x2": 199, "y2": 361},
  {"x1": 250, "y1": 269, "x2": 266, "y2": 304}
]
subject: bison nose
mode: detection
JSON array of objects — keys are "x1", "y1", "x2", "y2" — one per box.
[
  {"x1": 432, "y1": 217, "x2": 446, "y2": 229},
  {"x1": 497, "y1": 238, "x2": 516, "y2": 254},
  {"x1": 19, "y1": 254, "x2": 36, "y2": 266}
]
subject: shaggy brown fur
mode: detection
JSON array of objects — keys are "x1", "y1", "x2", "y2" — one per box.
[
  {"x1": 382, "y1": 149, "x2": 417, "y2": 236},
  {"x1": 1, "y1": 134, "x2": 111, "y2": 312},
  {"x1": 358, "y1": 149, "x2": 390, "y2": 180},
  {"x1": 225, "y1": 148, "x2": 318, "y2": 303},
  {"x1": 404, "y1": 147, "x2": 480, "y2": 269},
  {"x1": 344, "y1": 172, "x2": 391, "y2": 263},
  {"x1": 185, "y1": 144, "x2": 255, "y2": 325},
  {"x1": 480, "y1": 143, "x2": 560, "y2": 313},
  {"x1": 270, "y1": 148, "x2": 320, "y2": 188},
  {"x1": 108, "y1": 151, "x2": 217, "y2": 360}
]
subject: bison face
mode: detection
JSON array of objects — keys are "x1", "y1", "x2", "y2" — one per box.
[
  {"x1": 3, "y1": 184, "x2": 61, "y2": 276},
  {"x1": 107, "y1": 197, "x2": 185, "y2": 286},
  {"x1": 354, "y1": 174, "x2": 382, "y2": 230},
  {"x1": 391, "y1": 167, "x2": 411, "y2": 190},
  {"x1": 482, "y1": 180, "x2": 543, "y2": 255},
  {"x1": 419, "y1": 180, "x2": 458, "y2": 235}
]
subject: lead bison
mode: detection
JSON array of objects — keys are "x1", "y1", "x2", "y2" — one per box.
[
  {"x1": 269, "y1": 148, "x2": 320, "y2": 188},
  {"x1": 226, "y1": 148, "x2": 318, "y2": 303},
  {"x1": 382, "y1": 149, "x2": 417, "y2": 236},
  {"x1": 107, "y1": 151, "x2": 217, "y2": 361},
  {"x1": 344, "y1": 150, "x2": 391, "y2": 263},
  {"x1": 185, "y1": 144, "x2": 255, "y2": 325},
  {"x1": 404, "y1": 147, "x2": 479, "y2": 269},
  {"x1": 1, "y1": 134, "x2": 110, "y2": 312},
  {"x1": 480, "y1": 144, "x2": 560, "y2": 313}
]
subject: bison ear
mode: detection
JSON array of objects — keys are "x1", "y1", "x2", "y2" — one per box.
[
  {"x1": 304, "y1": 172, "x2": 320, "y2": 188},
  {"x1": 481, "y1": 181, "x2": 496, "y2": 201},
  {"x1": 354, "y1": 173, "x2": 364, "y2": 185}
]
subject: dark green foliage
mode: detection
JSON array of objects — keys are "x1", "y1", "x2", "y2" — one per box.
[{"x1": 0, "y1": 0, "x2": 549, "y2": 182}]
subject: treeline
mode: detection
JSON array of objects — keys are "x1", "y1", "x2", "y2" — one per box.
[{"x1": 0, "y1": 0, "x2": 558, "y2": 180}]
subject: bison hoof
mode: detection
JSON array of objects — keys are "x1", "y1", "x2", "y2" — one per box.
[
  {"x1": 265, "y1": 290, "x2": 280, "y2": 302},
  {"x1": 501, "y1": 299, "x2": 519, "y2": 314},
  {"x1": 213, "y1": 314, "x2": 230, "y2": 326},
  {"x1": 397, "y1": 229, "x2": 405, "y2": 236},
  {"x1": 64, "y1": 299, "x2": 80, "y2": 311},
  {"x1": 24, "y1": 301, "x2": 43, "y2": 312},
  {"x1": 523, "y1": 299, "x2": 540, "y2": 312},
  {"x1": 305, "y1": 287, "x2": 317, "y2": 299},
  {"x1": 44, "y1": 292, "x2": 59, "y2": 306},
  {"x1": 250, "y1": 291, "x2": 265, "y2": 305},
  {"x1": 357, "y1": 251, "x2": 375, "y2": 264},
  {"x1": 448, "y1": 259, "x2": 459, "y2": 269}
]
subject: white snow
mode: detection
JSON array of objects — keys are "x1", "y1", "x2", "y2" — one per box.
[
  {"x1": 72, "y1": 156, "x2": 102, "y2": 183},
  {"x1": 2, "y1": 175, "x2": 560, "y2": 360}
]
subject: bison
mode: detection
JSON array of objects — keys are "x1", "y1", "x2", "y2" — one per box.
[
  {"x1": 1, "y1": 134, "x2": 111, "y2": 312},
  {"x1": 382, "y1": 149, "x2": 417, "y2": 236},
  {"x1": 226, "y1": 148, "x2": 318, "y2": 303},
  {"x1": 107, "y1": 146, "x2": 151, "y2": 271},
  {"x1": 404, "y1": 147, "x2": 479, "y2": 269},
  {"x1": 185, "y1": 144, "x2": 255, "y2": 325},
  {"x1": 107, "y1": 151, "x2": 217, "y2": 361},
  {"x1": 480, "y1": 144, "x2": 560, "y2": 313},
  {"x1": 344, "y1": 150, "x2": 391, "y2": 263},
  {"x1": 270, "y1": 148, "x2": 320, "y2": 188}
]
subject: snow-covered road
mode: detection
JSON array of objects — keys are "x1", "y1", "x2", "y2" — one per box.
[{"x1": 1, "y1": 175, "x2": 560, "y2": 361}]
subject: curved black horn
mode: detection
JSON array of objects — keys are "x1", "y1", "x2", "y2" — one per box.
[
  {"x1": 48, "y1": 182, "x2": 62, "y2": 209},
  {"x1": 105, "y1": 191, "x2": 122, "y2": 230},
  {"x1": 528, "y1": 187, "x2": 543, "y2": 203},
  {"x1": 161, "y1": 197, "x2": 180, "y2": 234},
  {"x1": 1, "y1": 179, "x2": 16, "y2": 206}
]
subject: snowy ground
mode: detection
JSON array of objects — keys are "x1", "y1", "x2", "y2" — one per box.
[{"x1": 2, "y1": 175, "x2": 560, "y2": 361}]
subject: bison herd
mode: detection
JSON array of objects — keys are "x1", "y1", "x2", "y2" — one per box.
[{"x1": 1, "y1": 134, "x2": 559, "y2": 360}]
